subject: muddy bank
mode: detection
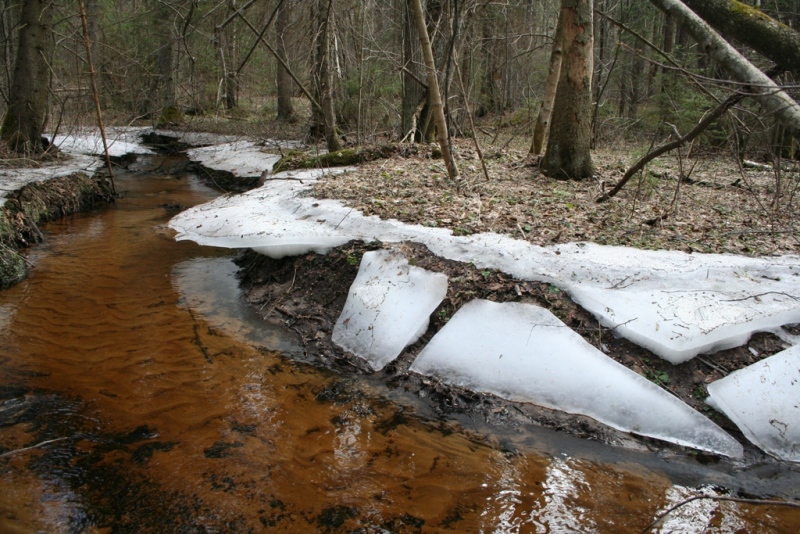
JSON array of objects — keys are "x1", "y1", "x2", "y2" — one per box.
[
  {"x1": 235, "y1": 241, "x2": 792, "y2": 463},
  {"x1": 0, "y1": 172, "x2": 114, "y2": 288}
]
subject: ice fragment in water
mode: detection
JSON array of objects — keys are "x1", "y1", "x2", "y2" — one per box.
[
  {"x1": 410, "y1": 300, "x2": 743, "y2": 457},
  {"x1": 332, "y1": 250, "x2": 447, "y2": 371},
  {"x1": 706, "y1": 345, "x2": 800, "y2": 462}
]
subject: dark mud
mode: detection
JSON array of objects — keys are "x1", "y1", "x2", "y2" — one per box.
[{"x1": 234, "y1": 241, "x2": 795, "y2": 463}]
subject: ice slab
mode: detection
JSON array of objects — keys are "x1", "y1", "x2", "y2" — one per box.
[
  {"x1": 187, "y1": 140, "x2": 280, "y2": 177},
  {"x1": 332, "y1": 250, "x2": 447, "y2": 371},
  {"x1": 410, "y1": 300, "x2": 743, "y2": 457},
  {"x1": 169, "y1": 168, "x2": 355, "y2": 258},
  {"x1": 0, "y1": 154, "x2": 102, "y2": 206},
  {"x1": 170, "y1": 159, "x2": 800, "y2": 363},
  {"x1": 706, "y1": 345, "x2": 800, "y2": 462}
]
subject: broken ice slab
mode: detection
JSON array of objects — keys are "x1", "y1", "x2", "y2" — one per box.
[
  {"x1": 706, "y1": 345, "x2": 800, "y2": 462},
  {"x1": 169, "y1": 169, "x2": 354, "y2": 258},
  {"x1": 410, "y1": 299, "x2": 743, "y2": 458},
  {"x1": 332, "y1": 250, "x2": 448, "y2": 371},
  {"x1": 187, "y1": 140, "x2": 280, "y2": 177}
]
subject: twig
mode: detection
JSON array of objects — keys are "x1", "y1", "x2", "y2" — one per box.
[
  {"x1": 0, "y1": 437, "x2": 70, "y2": 458},
  {"x1": 641, "y1": 495, "x2": 800, "y2": 533}
]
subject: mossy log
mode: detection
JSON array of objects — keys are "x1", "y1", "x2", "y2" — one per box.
[{"x1": 272, "y1": 144, "x2": 417, "y2": 174}]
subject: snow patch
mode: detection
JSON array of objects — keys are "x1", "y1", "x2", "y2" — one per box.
[
  {"x1": 706, "y1": 345, "x2": 800, "y2": 462},
  {"x1": 187, "y1": 140, "x2": 280, "y2": 177},
  {"x1": 410, "y1": 300, "x2": 743, "y2": 457},
  {"x1": 332, "y1": 249, "x2": 447, "y2": 371}
]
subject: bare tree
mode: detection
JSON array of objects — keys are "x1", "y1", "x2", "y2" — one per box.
[
  {"x1": 530, "y1": 7, "x2": 565, "y2": 157},
  {"x1": 410, "y1": 0, "x2": 459, "y2": 180},
  {"x1": 275, "y1": 0, "x2": 295, "y2": 122},
  {"x1": 540, "y1": 0, "x2": 594, "y2": 180},
  {"x1": 648, "y1": 0, "x2": 800, "y2": 137}
]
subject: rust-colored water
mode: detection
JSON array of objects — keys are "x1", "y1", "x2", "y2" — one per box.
[{"x1": 1, "y1": 158, "x2": 798, "y2": 533}]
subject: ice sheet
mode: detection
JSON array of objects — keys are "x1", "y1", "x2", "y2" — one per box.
[
  {"x1": 170, "y1": 142, "x2": 800, "y2": 364},
  {"x1": 51, "y1": 127, "x2": 154, "y2": 157},
  {"x1": 169, "y1": 168, "x2": 355, "y2": 258},
  {"x1": 332, "y1": 250, "x2": 447, "y2": 371},
  {"x1": 410, "y1": 300, "x2": 743, "y2": 457},
  {"x1": 187, "y1": 140, "x2": 280, "y2": 177},
  {"x1": 706, "y1": 345, "x2": 800, "y2": 462}
]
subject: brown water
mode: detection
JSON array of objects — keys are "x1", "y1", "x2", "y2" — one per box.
[{"x1": 1, "y1": 157, "x2": 798, "y2": 533}]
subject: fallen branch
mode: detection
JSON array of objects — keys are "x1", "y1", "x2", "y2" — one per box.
[
  {"x1": 641, "y1": 494, "x2": 800, "y2": 533},
  {"x1": 597, "y1": 65, "x2": 784, "y2": 203}
]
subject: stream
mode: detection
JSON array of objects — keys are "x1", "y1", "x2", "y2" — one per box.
[{"x1": 0, "y1": 155, "x2": 798, "y2": 533}]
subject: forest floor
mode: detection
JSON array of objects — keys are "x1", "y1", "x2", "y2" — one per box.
[{"x1": 231, "y1": 131, "x2": 799, "y2": 462}]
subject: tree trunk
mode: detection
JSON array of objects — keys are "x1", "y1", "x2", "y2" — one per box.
[
  {"x1": 648, "y1": 0, "x2": 800, "y2": 138},
  {"x1": 541, "y1": 0, "x2": 594, "y2": 180},
  {"x1": 683, "y1": 0, "x2": 800, "y2": 75},
  {"x1": 316, "y1": 0, "x2": 340, "y2": 151},
  {"x1": 153, "y1": 1, "x2": 177, "y2": 124},
  {"x1": 410, "y1": 0, "x2": 459, "y2": 180},
  {"x1": 1, "y1": 0, "x2": 53, "y2": 152},
  {"x1": 530, "y1": 8, "x2": 566, "y2": 156},
  {"x1": 275, "y1": 1, "x2": 295, "y2": 121},
  {"x1": 401, "y1": 0, "x2": 428, "y2": 141}
]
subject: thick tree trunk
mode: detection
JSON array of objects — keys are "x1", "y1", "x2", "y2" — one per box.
[
  {"x1": 683, "y1": 0, "x2": 800, "y2": 75},
  {"x1": 1, "y1": 0, "x2": 53, "y2": 152},
  {"x1": 648, "y1": 0, "x2": 800, "y2": 137},
  {"x1": 275, "y1": 2, "x2": 295, "y2": 122},
  {"x1": 410, "y1": 0, "x2": 459, "y2": 180},
  {"x1": 530, "y1": 8, "x2": 566, "y2": 157},
  {"x1": 541, "y1": 0, "x2": 594, "y2": 180}
]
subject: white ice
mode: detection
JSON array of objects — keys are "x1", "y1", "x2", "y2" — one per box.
[
  {"x1": 51, "y1": 127, "x2": 154, "y2": 157},
  {"x1": 706, "y1": 345, "x2": 800, "y2": 462},
  {"x1": 186, "y1": 140, "x2": 280, "y2": 177},
  {"x1": 332, "y1": 249, "x2": 447, "y2": 371},
  {"x1": 169, "y1": 168, "x2": 355, "y2": 258},
  {"x1": 410, "y1": 300, "x2": 743, "y2": 457},
  {"x1": 169, "y1": 163, "x2": 800, "y2": 364}
]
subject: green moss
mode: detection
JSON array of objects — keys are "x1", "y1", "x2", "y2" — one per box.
[{"x1": 157, "y1": 106, "x2": 183, "y2": 128}]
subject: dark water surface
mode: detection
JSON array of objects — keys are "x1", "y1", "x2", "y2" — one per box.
[{"x1": 1, "y1": 156, "x2": 798, "y2": 533}]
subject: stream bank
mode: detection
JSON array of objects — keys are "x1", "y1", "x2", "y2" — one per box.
[{"x1": 0, "y1": 172, "x2": 114, "y2": 288}]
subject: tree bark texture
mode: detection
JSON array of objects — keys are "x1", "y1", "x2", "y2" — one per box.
[
  {"x1": 541, "y1": 0, "x2": 594, "y2": 180},
  {"x1": 648, "y1": 0, "x2": 800, "y2": 138},
  {"x1": 401, "y1": 0, "x2": 431, "y2": 142},
  {"x1": 530, "y1": 7, "x2": 566, "y2": 156},
  {"x1": 410, "y1": 0, "x2": 459, "y2": 180},
  {"x1": 275, "y1": 2, "x2": 295, "y2": 121},
  {"x1": 1, "y1": 0, "x2": 53, "y2": 152},
  {"x1": 683, "y1": 0, "x2": 800, "y2": 75},
  {"x1": 317, "y1": 0, "x2": 341, "y2": 151}
]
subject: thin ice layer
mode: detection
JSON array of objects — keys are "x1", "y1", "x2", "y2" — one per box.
[
  {"x1": 332, "y1": 250, "x2": 447, "y2": 371},
  {"x1": 410, "y1": 300, "x2": 743, "y2": 457},
  {"x1": 707, "y1": 345, "x2": 800, "y2": 462}
]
